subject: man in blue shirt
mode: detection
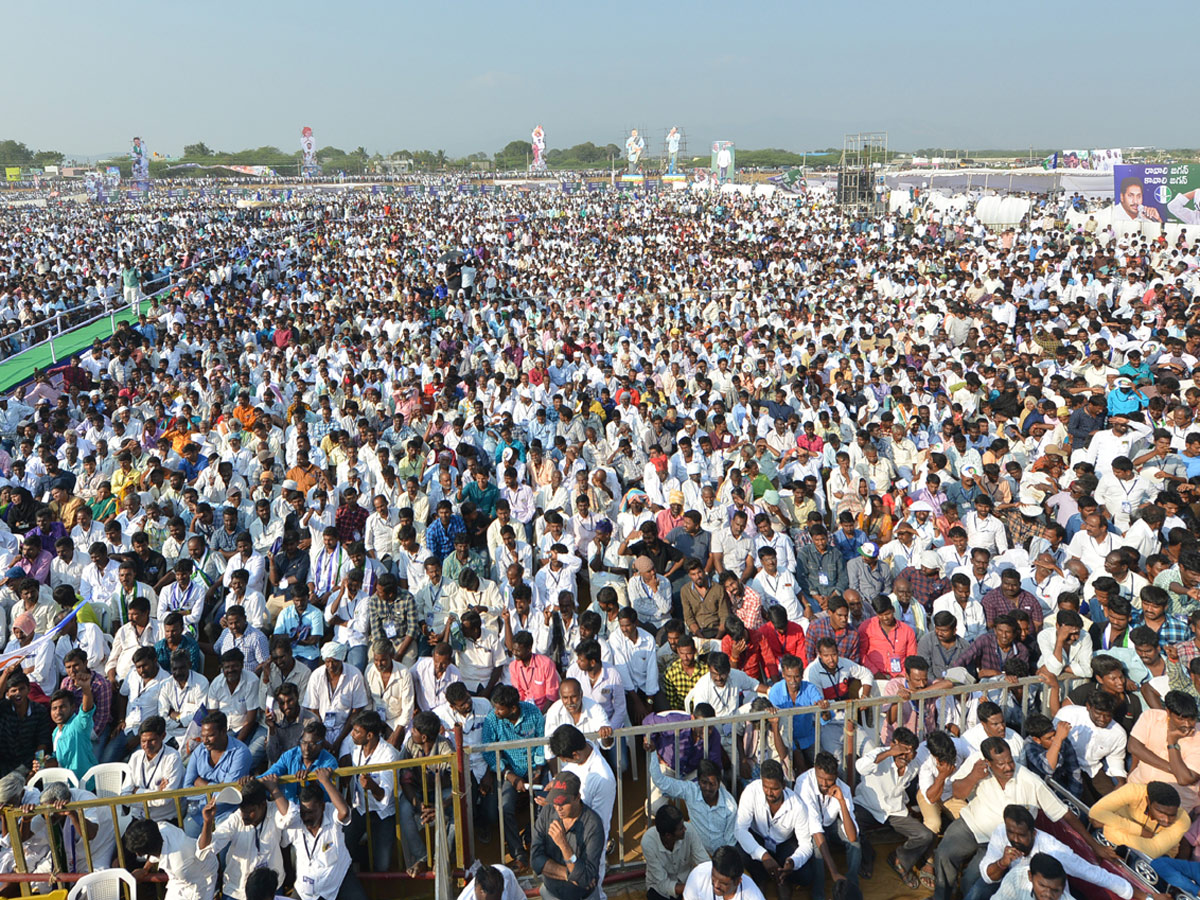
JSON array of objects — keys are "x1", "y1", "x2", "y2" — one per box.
[
  {"x1": 1118, "y1": 348, "x2": 1154, "y2": 385},
  {"x1": 766, "y1": 654, "x2": 829, "y2": 764},
  {"x1": 49, "y1": 672, "x2": 97, "y2": 781},
  {"x1": 178, "y1": 442, "x2": 210, "y2": 484},
  {"x1": 831, "y1": 516, "x2": 868, "y2": 562},
  {"x1": 1107, "y1": 377, "x2": 1149, "y2": 415},
  {"x1": 182, "y1": 711, "x2": 252, "y2": 837},
  {"x1": 263, "y1": 718, "x2": 337, "y2": 801},
  {"x1": 480, "y1": 685, "x2": 546, "y2": 865},
  {"x1": 425, "y1": 501, "x2": 467, "y2": 561},
  {"x1": 274, "y1": 585, "x2": 325, "y2": 668}
]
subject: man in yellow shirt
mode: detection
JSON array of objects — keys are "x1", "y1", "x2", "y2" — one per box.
[
  {"x1": 1089, "y1": 781, "x2": 1189, "y2": 859},
  {"x1": 109, "y1": 450, "x2": 140, "y2": 504}
]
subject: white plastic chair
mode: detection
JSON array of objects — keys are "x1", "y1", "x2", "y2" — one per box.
[
  {"x1": 66, "y1": 868, "x2": 137, "y2": 900},
  {"x1": 27, "y1": 767, "x2": 80, "y2": 790},
  {"x1": 81, "y1": 762, "x2": 134, "y2": 833},
  {"x1": 81, "y1": 763, "x2": 131, "y2": 799}
]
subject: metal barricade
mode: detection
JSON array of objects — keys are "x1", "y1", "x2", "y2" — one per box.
[
  {"x1": 0, "y1": 752, "x2": 463, "y2": 896},
  {"x1": 463, "y1": 673, "x2": 1071, "y2": 873}
]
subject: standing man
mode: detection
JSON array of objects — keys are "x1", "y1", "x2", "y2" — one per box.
[
  {"x1": 626, "y1": 129, "x2": 646, "y2": 174},
  {"x1": 666, "y1": 128, "x2": 681, "y2": 175}
]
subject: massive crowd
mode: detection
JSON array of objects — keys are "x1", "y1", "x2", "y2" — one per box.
[{"x1": 0, "y1": 180, "x2": 1197, "y2": 900}]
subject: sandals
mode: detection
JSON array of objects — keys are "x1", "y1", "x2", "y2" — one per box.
[
  {"x1": 888, "y1": 851, "x2": 921, "y2": 890},
  {"x1": 918, "y1": 864, "x2": 936, "y2": 890}
]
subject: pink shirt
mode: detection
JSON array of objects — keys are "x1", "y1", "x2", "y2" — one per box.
[
  {"x1": 507, "y1": 653, "x2": 561, "y2": 712},
  {"x1": 858, "y1": 618, "x2": 917, "y2": 679}
]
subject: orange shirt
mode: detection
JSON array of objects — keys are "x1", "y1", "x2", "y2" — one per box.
[{"x1": 231, "y1": 404, "x2": 259, "y2": 428}]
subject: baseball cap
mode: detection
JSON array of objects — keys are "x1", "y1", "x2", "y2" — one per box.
[{"x1": 547, "y1": 772, "x2": 581, "y2": 806}]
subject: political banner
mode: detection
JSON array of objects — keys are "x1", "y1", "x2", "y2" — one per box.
[
  {"x1": 300, "y1": 126, "x2": 320, "y2": 177},
  {"x1": 1062, "y1": 148, "x2": 1123, "y2": 173},
  {"x1": 1114, "y1": 164, "x2": 1200, "y2": 225},
  {"x1": 4, "y1": 167, "x2": 19, "y2": 182},
  {"x1": 221, "y1": 165, "x2": 276, "y2": 177},
  {"x1": 711, "y1": 141, "x2": 735, "y2": 183},
  {"x1": 131, "y1": 136, "x2": 150, "y2": 186}
]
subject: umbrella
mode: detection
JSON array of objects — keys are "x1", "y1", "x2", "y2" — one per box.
[{"x1": 437, "y1": 249, "x2": 465, "y2": 264}]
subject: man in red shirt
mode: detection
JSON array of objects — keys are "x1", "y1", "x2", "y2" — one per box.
[
  {"x1": 755, "y1": 605, "x2": 806, "y2": 680},
  {"x1": 505, "y1": 629, "x2": 560, "y2": 712},
  {"x1": 858, "y1": 594, "x2": 918, "y2": 679},
  {"x1": 721, "y1": 615, "x2": 764, "y2": 681}
]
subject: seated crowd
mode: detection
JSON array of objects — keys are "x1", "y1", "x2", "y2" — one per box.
[{"x1": 3, "y1": 207, "x2": 1200, "y2": 900}]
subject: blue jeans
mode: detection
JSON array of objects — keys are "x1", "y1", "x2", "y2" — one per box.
[
  {"x1": 963, "y1": 875, "x2": 1001, "y2": 900},
  {"x1": 346, "y1": 644, "x2": 367, "y2": 673},
  {"x1": 807, "y1": 829, "x2": 863, "y2": 900},
  {"x1": 243, "y1": 724, "x2": 268, "y2": 770},
  {"x1": 185, "y1": 802, "x2": 235, "y2": 838},
  {"x1": 100, "y1": 729, "x2": 138, "y2": 764},
  {"x1": 1152, "y1": 858, "x2": 1200, "y2": 893},
  {"x1": 345, "y1": 809, "x2": 396, "y2": 872}
]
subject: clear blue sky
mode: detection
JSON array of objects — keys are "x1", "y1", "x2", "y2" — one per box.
[{"x1": 1, "y1": 0, "x2": 1190, "y2": 159}]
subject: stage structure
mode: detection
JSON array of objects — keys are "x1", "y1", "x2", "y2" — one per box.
[{"x1": 837, "y1": 131, "x2": 888, "y2": 211}]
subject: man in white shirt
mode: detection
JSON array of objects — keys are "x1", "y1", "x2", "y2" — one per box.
[
  {"x1": 935, "y1": 737, "x2": 1108, "y2": 900},
  {"x1": 435, "y1": 680, "x2": 493, "y2": 786},
  {"x1": 797, "y1": 750, "x2": 861, "y2": 900},
  {"x1": 1066, "y1": 513, "x2": 1119, "y2": 578},
  {"x1": 853, "y1": 728, "x2": 932, "y2": 888},
  {"x1": 963, "y1": 497, "x2": 1008, "y2": 557},
  {"x1": 1035, "y1": 611, "x2": 1092, "y2": 680},
  {"x1": 1095, "y1": 457, "x2": 1155, "y2": 532},
  {"x1": 748, "y1": 546, "x2": 803, "y2": 621},
  {"x1": 641, "y1": 803, "x2": 710, "y2": 900},
  {"x1": 1053, "y1": 691, "x2": 1127, "y2": 801},
  {"x1": 452, "y1": 610, "x2": 506, "y2": 695},
  {"x1": 684, "y1": 651, "x2": 766, "y2": 749},
  {"x1": 364, "y1": 639, "x2": 414, "y2": 744},
  {"x1": 106, "y1": 595, "x2": 162, "y2": 681},
  {"x1": 264, "y1": 766, "x2": 363, "y2": 900},
  {"x1": 976, "y1": 806, "x2": 1136, "y2": 900},
  {"x1": 207, "y1": 648, "x2": 266, "y2": 766},
  {"x1": 566, "y1": 639, "x2": 629, "y2": 731},
  {"x1": 342, "y1": 710, "x2": 402, "y2": 872},
  {"x1": 542, "y1": 677, "x2": 614, "y2": 753},
  {"x1": 734, "y1": 760, "x2": 814, "y2": 898},
  {"x1": 158, "y1": 648, "x2": 210, "y2": 746},
  {"x1": 606, "y1": 607, "x2": 659, "y2": 724},
  {"x1": 411, "y1": 643, "x2": 462, "y2": 711},
  {"x1": 197, "y1": 779, "x2": 284, "y2": 900},
  {"x1": 123, "y1": 815, "x2": 218, "y2": 900},
  {"x1": 104, "y1": 646, "x2": 169, "y2": 762},
  {"x1": 454, "y1": 865, "x2": 527, "y2": 900},
  {"x1": 682, "y1": 848, "x2": 768, "y2": 900},
  {"x1": 995, "y1": 854, "x2": 1074, "y2": 900},
  {"x1": 303, "y1": 642, "x2": 369, "y2": 756},
  {"x1": 127, "y1": 716, "x2": 184, "y2": 822}
]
